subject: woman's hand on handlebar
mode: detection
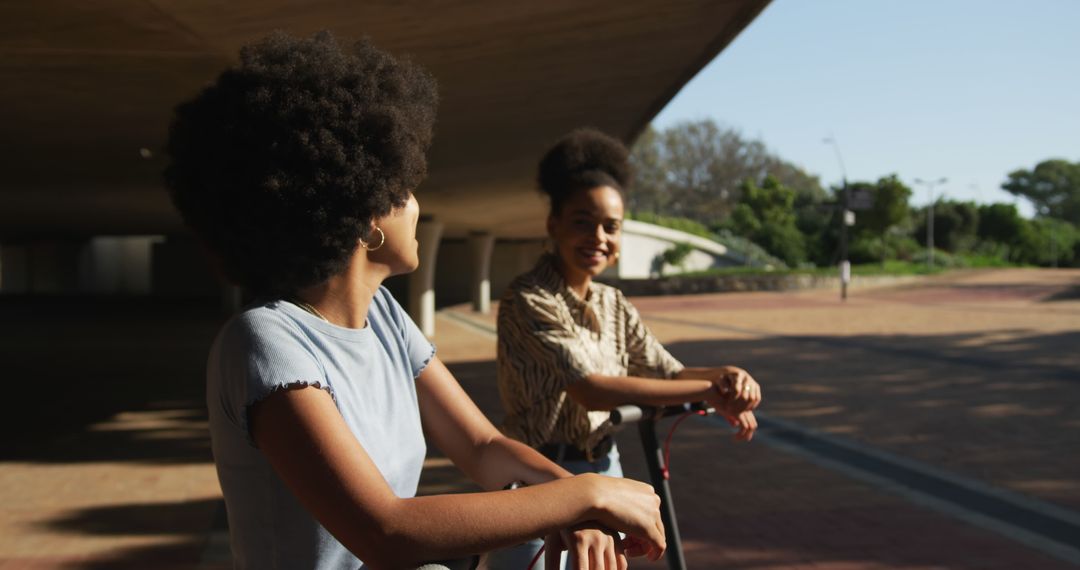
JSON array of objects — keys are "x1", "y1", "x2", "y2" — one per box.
[
  {"x1": 580, "y1": 473, "x2": 666, "y2": 562},
  {"x1": 545, "y1": 523, "x2": 628, "y2": 570},
  {"x1": 705, "y1": 365, "x2": 761, "y2": 415},
  {"x1": 688, "y1": 365, "x2": 760, "y2": 441},
  {"x1": 723, "y1": 410, "x2": 758, "y2": 442}
]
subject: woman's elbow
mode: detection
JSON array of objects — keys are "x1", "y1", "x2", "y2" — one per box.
[
  {"x1": 354, "y1": 529, "x2": 420, "y2": 570},
  {"x1": 337, "y1": 504, "x2": 421, "y2": 569}
]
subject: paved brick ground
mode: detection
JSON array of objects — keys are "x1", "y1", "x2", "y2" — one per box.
[
  {"x1": 1, "y1": 268, "x2": 1076, "y2": 568},
  {"x1": 0, "y1": 299, "x2": 224, "y2": 569},
  {"x1": 628, "y1": 269, "x2": 1080, "y2": 515},
  {"x1": 429, "y1": 345, "x2": 1079, "y2": 569},
  {"x1": 615, "y1": 422, "x2": 1073, "y2": 570},
  {"x1": 438, "y1": 268, "x2": 1080, "y2": 569}
]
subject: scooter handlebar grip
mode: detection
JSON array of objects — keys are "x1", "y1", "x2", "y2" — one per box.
[{"x1": 610, "y1": 405, "x2": 644, "y2": 425}]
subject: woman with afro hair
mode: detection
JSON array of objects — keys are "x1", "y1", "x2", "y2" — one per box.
[
  {"x1": 492, "y1": 129, "x2": 763, "y2": 567},
  {"x1": 166, "y1": 32, "x2": 666, "y2": 570}
]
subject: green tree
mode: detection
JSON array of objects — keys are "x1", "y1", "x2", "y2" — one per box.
[
  {"x1": 1014, "y1": 217, "x2": 1079, "y2": 267},
  {"x1": 1002, "y1": 159, "x2": 1080, "y2": 225},
  {"x1": 914, "y1": 200, "x2": 979, "y2": 253},
  {"x1": 789, "y1": 182, "x2": 840, "y2": 267},
  {"x1": 973, "y1": 203, "x2": 1028, "y2": 263},
  {"x1": 728, "y1": 176, "x2": 806, "y2": 267},
  {"x1": 628, "y1": 119, "x2": 824, "y2": 223},
  {"x1": 661, "y1": 120, "x2": 767, "y2": 221},
  {"x1": 976, "y1": 203, "x2": 1026, "y2": 244},
  {"x1": 846, "y1": 175, "x2": 913, "y2": 264},
  {"x1": 627, "y1": 124, "x2": 668, "y2": 215},
  {"x1": 854, "y1": 175, "x2": 912, "y2": 235}
]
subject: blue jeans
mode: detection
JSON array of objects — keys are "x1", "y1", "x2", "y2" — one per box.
[{"x1": 482, "y1": 445, "x2": 623, "y2": 570}]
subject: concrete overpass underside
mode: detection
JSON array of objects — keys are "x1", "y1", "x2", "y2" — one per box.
[{"x1": 0, "y1": 0, "x2": 769, "y2": 330}]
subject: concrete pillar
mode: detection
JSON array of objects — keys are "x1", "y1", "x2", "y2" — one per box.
[
  {"x1": 82, "y1": 236, "x2": 161, "y2": 294},
  {"x1": 408, "y1": 217, "x2": 444, "y2": 337},
  {"x1": 468, "y1": 232, "x2": 495, "y2": 313},
  {"x1": 119, "y1": 237, "x2": 157, "y2": 294},
  {"x1": 83, "y1": 237, "x2": 121, "y2": 293},
  {"x1": 0, "y1": 245, "x2": 29, "y2": 293}
]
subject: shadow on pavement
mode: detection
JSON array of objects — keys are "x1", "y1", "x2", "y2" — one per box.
[
  {"x1": 1043, "y1": 284, "x2": 1080, "y2": 302},
  {"x1": 664, "y1": 330, "x2": 1080, "y2": 513},
  {"x1": 442, "y1": 352, "x2": 1079, "y2": 570},
  {"x1": 619, "y1": 420, "x2": 1076, "y2": 570},
  {"x1": 35, "y1": 497, "x2": 221, "y2": 569},
  {"x1": 0, "y1": 296, "x2": 221, "y2": 463},
  {"x1": 41, "y1": 496, "x2": 221, "y2": 536},
  {"x1": 5, "y1": 292, "x2": 1076, "y2": 569}
]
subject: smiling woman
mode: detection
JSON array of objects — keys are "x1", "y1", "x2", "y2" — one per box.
[{"x1": 490, "y1": 128, "x2": 765, "y2": 568}]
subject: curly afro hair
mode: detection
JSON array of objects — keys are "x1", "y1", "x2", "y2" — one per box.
[
  {"x1": 537, "y1": 128, "x2": 632, "y2": 215},
  {"x1": 164, "y1": 31, "x2": 438, "y2": 296}
]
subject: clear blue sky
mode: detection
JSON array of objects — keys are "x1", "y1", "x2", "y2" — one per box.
[{"x1": 652, "y1": 0, "x2": 1080, "y2": 217}]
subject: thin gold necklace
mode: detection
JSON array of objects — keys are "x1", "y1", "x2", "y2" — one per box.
[{"x1": 291, "y1": 299, "x2": 329, "y2": 322}]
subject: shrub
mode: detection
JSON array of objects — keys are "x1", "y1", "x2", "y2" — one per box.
[{"x1": 658, "y1": 242, "x2": 695, "y2": 275}]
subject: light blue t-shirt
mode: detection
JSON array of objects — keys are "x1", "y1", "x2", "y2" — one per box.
[{"x1": 207, "y1": 287, "x2": 434, "y2": 569}]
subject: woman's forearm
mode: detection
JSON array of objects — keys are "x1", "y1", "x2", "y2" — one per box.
[
  {"x1": 413, "y1": 359, "x2": 572, "y2": 491},
  {"x1": 677, "y1": 365, "x2": 762, "y2": 413},
  {"x1": 676, "y1": 366, "x2": 720, "y2": 380},
  {"x1": 368, "y1": 476, "x2": 596, "y2": 568},
  {"x1": 462, "y1": 435, "x2": 573, "y2": 491},
  {"x1": 568, "y1": 373, "x2": 718, "y2": 410},
  {"x1": 256, "y1": 378, "x2": 665, "y2": 570}
]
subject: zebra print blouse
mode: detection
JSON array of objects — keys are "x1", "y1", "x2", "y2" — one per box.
[{"x1": 496, "y1": 255, "x2": 684, "y2": 459}]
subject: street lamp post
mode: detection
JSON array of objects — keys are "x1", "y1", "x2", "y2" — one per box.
[
  {"x1": 823, "y1": 135, "x2": 851, "y2": 301},
  {"x1": 913, "y1": 177, "x2": 947, "y2": 268}
]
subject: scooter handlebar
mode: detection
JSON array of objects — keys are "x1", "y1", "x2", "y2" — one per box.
[
  {"x1": 610, "y1": 405, "x2": 644, "y2": 425},
  {"x1": 609, "y1": 402, "x2": 714, "y2": 426}
]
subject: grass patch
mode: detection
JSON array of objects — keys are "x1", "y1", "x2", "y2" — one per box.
[
  {"x1": 955, "y1": 254, "x2": 1022, "y2": 268},
  {"x1": 674, "y1": 260, "x2": 949, "y2": 279},
  {"x1": 851, "y1": 260, "x2": 948, "y2": 276}
]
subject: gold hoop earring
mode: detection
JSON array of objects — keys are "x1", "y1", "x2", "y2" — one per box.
[{"x1": 360, "y1": 227, "x2": 385, "y2": 251}]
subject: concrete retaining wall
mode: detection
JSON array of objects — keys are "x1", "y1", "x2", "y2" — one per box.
[{"x1": 615, "y1": 219, "x2": 738, "y2": 278}]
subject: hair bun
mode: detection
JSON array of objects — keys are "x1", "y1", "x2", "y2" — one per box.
[{"x1": 537, "y1": 128, "x2": 631, "y2": 205}]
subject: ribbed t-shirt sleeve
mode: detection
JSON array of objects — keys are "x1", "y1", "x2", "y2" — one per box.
[
  {"x1": 378, "y1": 287, "x2": 436, "y2": 379},
  {"x1": 213, "y1": 311, "x2": 330, "y2": 446}
]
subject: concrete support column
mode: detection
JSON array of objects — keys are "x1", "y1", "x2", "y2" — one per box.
[
  {"x1": 0, "y1": 245, "x2": 29, "y2": 293},
  {"x1": 409, "y1": 217, "x2": 444, "y2": 337},
  {"x1": 81, "y1": 236, "x2": 161, "y2": 294},
  {"x1": 468, "y1": 232, "x2": 495, "y2": 314}
]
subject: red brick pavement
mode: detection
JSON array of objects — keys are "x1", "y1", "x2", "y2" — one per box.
[
  {"x1": 2, "y1": 269, "x2": 1076, "y2": 568},
  {"x1": 438, "y1": 268, "x2": 1080, "y2": 568},
  {"x1": 614, "y1": 418, "x2": 1076, "y2": 570},
  {"x1": 430, "y1": 328, "x2": 1078, "y2": 569},
  {"x1": 627, "y1": 270, "x2": 1080, "y2": 516}
]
